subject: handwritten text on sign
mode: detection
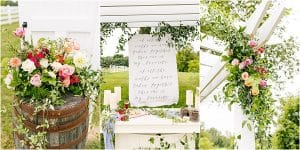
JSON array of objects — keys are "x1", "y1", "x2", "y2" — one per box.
[{"x1": 129, "y1": 35, "x2": 179, "y2": 107}]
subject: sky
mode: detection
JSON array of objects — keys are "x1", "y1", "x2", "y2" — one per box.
[{"x1": 102, "y1": 0, "x2": 300, "y2": 134}]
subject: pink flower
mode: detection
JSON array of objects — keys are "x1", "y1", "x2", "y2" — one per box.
[
  {"x1": 13, "y1": 27, "x2": 26, "y2": 38},
  {"x1": 30, "y1": 74, "x2": 42, "y2": 87},
  {"x1": 62, "y1": 76, "x2": 70, "y2": 87},
  {"x1": 241, "y1": 72, "x2": 249, "y2": 80},
  {"x1": 59, "y1": 64, "x2": 75, "y2": 78},
  {"x1": 258, "y1": 47, "x2": 265, "y2": 53},
  {"x1": 248, "y1": 40, "x2": 257, "y2": 48},
  {"x1": 239, "y1": 62, "x2": 246, "y2": 70},
  {"x1": 9, "y1": 57, "x2": 22, "y2": 68},
  {"x1": 259, "y1": 80, "x2": 267, "y2": 88},
  {"x1": 231, "y1": 58, "x2": 239, "y2": 66},
  {"x1": 244, "y1": 58, "x2": 253, "y2": 66},
  {"x1": 73, "y1": 42, "x2": 80, "y2": 50}
]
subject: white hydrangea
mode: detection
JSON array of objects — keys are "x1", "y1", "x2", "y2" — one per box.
[
  {"x1": 21, "y1": 59, "x2": 36, "y2": 73},
  {"x1": 40, "y1": 58, "x2": 49, "y2": 68},
  {"x1": 50, "y1": 62, "x2": 62, "y2": 72},
  {"x1": 73, "y1": 52, "x2": 88, "y2": 69}
]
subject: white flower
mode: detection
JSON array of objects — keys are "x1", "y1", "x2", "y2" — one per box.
[
  {"x1": 73, "y1": 52, "x2": 88, "y2": 69},
  {"x1": 21, "y1": 59, "x2": 36, "y2": 73},
  {"x1": 48, "y1": 71, "x2": 56, "y2": 78},
  {"x1": 50, "y1": 62, "x2": 62, "y2": 72},
  {"x1": 4, "y1": 73, "x2": 13, "y2": 88},
  {"x1": 40, "y1": 58, "x2": 49, "y2": 68}
]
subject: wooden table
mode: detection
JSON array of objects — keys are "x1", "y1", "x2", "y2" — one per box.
[{"x1": 115, "y1": 109, "x2": 200, "y2": 149}]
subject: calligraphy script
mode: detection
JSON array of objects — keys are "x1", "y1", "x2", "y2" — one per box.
[{"x1": 129, "y1": 35, "x2": 179, "y2": 107}]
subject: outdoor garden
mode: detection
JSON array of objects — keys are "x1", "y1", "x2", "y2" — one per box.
[{"x1": 0, "y1": 0, "x2": 299, "y2": 149}]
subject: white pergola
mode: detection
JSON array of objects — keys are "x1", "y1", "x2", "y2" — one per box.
[{"x1": 18, "y1": 0, "x2": 285, "y2": 149}]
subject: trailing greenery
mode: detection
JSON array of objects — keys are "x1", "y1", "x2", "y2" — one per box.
[
  {"x1": 100, "y1": 22, "x2": 199, "y2": 52},
  {"x1": 272, "y1": 96, "x2": 299, "y2": 149}
]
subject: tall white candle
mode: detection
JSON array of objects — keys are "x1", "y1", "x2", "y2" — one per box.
[
  {"x1": 110, "y1": 93, "x2": 118, "y2": 110},
  {"x1": 103, "y1": 90, "x2": 111, "y2": 105},
  {"x1": 195, "y1": 87, "x2": 200, "y2": 109},
  {"x1": 114, "y1": 86, "x2": 122, "y2": 102},
  {"x1": 186, "y1": 90, "x2": 193, "y2": 106}
]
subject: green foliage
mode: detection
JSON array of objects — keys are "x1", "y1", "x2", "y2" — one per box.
[
  {"x1": 1, "y1": 0, "x2": 18, "y2": 6},
  {"x1": 176, "y1": 47, "x2": 199, "y2": 72},
  {"x1": 100, "y1": 54, "x2": 128, "y2": 68},
  {"x1": 272, "y1": 96, "x2": 300, "y2": 149}
]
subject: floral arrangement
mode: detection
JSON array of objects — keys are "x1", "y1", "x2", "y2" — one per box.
[
  {"x1": 4, "y1": 27, "x2": 100, "y2": 106},
  {"x1": 222, "y1": 27, "x2": 275, "y2": 148}
]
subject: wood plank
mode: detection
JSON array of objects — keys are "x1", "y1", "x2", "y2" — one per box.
[
  {"x1": 100, "y1": 0, "x2": 199, "y2": 6},
  {"x1": 245, "y1": 0, "x2": 271, "y2": 34},
  {"x1": 100, "y1": 13, "x2": 199, "y2": 23},
  {"x1": 100, "y1": 5, "x2": 199, "y2": 16}
]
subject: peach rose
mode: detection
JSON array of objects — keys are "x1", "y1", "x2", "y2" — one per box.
[
  {"x1": 9, "y1": 57, "x2": 22, "y2": 68},
  {"x1": 62, "y1": 76, "x2": 70, "y2": 87},
  {"x1": 251, "y1": 88, "x2": 259, "y2": 96},
  {"x1": 241, "y1": 72, "x2": 249, "y2": 80},
  {"x1": 73, "y1": 42, "x2": 80, "y2": 50},
  {"x1": 245, "y1": 79, "x2": 253, "y2": 87},
  {"x1": 231, "y1": 58, "x2": 239, "y2": 66}
]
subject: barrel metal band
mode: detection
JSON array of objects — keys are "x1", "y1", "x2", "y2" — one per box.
[
  {"x1": 18, "y1": 98, "x2": 88, "y2": 119},
  {"x1": 14, "y1": 106, "x2": 89, "y2": 132}
]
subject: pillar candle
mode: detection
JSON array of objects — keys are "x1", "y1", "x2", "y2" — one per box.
[
  {"x1": 195, "y1": 87, "x2": 200, "y2": 109},
  {"x1": 186, "y1": 90, "x2": 193, "y2": 106},
  {"x1": 103, "y1": 90, "x2": 111, "y2": 105},
  {"x1": 114, "y1": 86, "x2": 121, "y2": 102},
  {"x1": 110, "y1": 93, "x2": 118, "y2": 110}
]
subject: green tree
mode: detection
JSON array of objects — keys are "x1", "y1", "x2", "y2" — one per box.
[
  {"x1": 176, "y1": 46, "x2": 198, "y2": 72},
  {"x1": 188, "y1": 59, "x2": 199, "y2": 73},
  {"x1": 272, "y1": 96, "x2": 300, "y2": 149}
]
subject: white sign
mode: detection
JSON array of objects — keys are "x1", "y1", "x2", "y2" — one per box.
[{"x1": 129, "y1": 34, "x2": 179, "y2": 107}]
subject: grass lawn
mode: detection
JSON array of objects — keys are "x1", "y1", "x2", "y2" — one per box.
[
  {"x1": 0, "y1": 23, "x2": 100, "y2": 149},
  {"x1": 101, "y1": 71, "x2": 199, "y2": 108}
]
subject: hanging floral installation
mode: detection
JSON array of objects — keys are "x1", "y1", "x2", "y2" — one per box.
[{"x1": 222, "y1": 27, "x2": 275, "y2": 148}]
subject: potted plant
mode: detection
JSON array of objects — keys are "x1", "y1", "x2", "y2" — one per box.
[{"x1": 3, "y1": 27, "x2": 100, "y2": 149}]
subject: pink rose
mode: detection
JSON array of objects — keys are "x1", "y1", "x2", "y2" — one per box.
[
  {"x1": 13, "y1": 27, "x2": 26, "y2": 38},
  {"x1": 245, "y1": 58, "x2": 253, "y2": 66},
  {"x1": 73, "y1": 42, "x2": 80, "y2": 50},
  {"x1": 30, "y1": 74, "x2": 42, "y2": 87},
  {"x1": 59, "y1": 64, "x2": 75, "y2": 78},
  {"x1": 239, "y1": 61, "x2": 246, "y2": 70},
  {"x1": 62, "y1": 76, "x2": 70, "y2": 87},
  {"x1": 259, "y1": 80, "x2": 267, "y2": 88},
  {"x1": 231, "y1": 58, "x2": 239, "y2": 66},
  {"x1": 248, "y1": 40, "x2": 257, "y2": 48},
  {"x1": 241, "y1": 72, "x2": 249, "y2": 80},
  {"x1": 9, "y1": 57, "x2": 22, "y2": 68}
]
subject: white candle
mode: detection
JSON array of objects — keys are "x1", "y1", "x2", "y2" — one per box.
[
  {"x1": 195, "y1": 87, "x2": 200, "y2": 109},
  {"x1": 110, "y1": 93, "x2": 118, "y2": 110},
  {"x1": 186, "y1": 90, "x2": 193, "y2": 106},
  {"x1": 103, "y1": 90, "x2": 111, "y2": 105},
  {"x1": 114, "y1": 86, "x2": 122, "y2": 102}
]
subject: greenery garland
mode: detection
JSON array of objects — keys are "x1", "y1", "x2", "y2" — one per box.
[{"x1": 221, "y1": 27, "x2": 275, "y2": 149}]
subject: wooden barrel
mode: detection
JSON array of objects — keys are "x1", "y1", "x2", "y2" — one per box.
[{"x1": 13, "y1": 95, "x2": 89, "y2": 149}]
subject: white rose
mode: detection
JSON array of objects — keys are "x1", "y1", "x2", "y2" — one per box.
[
  {"x1": 48, "y1": 71, "x2": 56, "y2": 78},
  {"x1": 40, "y1": 58, "x2": 49, "y2": 68},
  {"x1": 50, "y1": 62, "x2": 62, "y2": 72},
  {"x1": 73, "y1": 52, "x2": 87, "y2": 69},
  {"x1": 21, "y1": 59, "x2": 36, "y2": 73},
  {"x1": 4, "y1": 73, "x2": 13, "y2": 88}
]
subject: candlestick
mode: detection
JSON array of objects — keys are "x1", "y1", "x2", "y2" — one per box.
[
  {"x1": 186, "y1": 90, "x2": 193, "y2": 107},
  {"x1": 114, "y1": 86, "x2": 122, "y2": 102},
  {"x1": 103, "y1": 90, "x2": 111, "y2": 105},
  {"x1": 110, "y1": 93, "x2": 118, "y2": 110}
]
